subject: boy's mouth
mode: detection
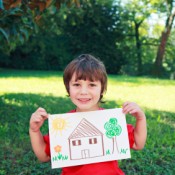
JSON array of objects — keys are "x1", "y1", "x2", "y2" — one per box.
[{"x1": 78, "y1": 98, "x2": 91, "y2": 102}]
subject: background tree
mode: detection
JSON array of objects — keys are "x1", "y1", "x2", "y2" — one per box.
[
  {"x1": 1, "y1": 0, "x2": 127, "y2": 74},
  {"x1": 153, "y1": 0, "x2": 175, "y2": 77},
  {"x1": 1, "y1": 0, "x2": 175, "y2": 78},
  {"x1": 0, "y1": 0, "x2": 81, "y2": 53},
  {"x1": 56, "y1": 0, "x2": 127, "y2": 74},
  {"x1": 121, "y1": 0, "x2": 155, "y2": 75}
]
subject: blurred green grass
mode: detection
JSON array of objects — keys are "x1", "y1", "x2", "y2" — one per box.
[{"x1": 0, "y1": 69, "x2": 175, "y2": 175}]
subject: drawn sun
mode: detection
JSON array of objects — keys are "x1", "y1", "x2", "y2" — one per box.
[{"x1": 51, "y1": 116, "x2": 70, "y2": 136}]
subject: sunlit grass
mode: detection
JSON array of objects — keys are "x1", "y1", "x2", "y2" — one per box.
[
  {"x1": 1, "y1": 69, "x2": 175, "y2": 113},
  {"x1": 107, "y1": 79, "x2": 175, "y2": 113},
  {"x1": 0, "y1": 70, "x2": 66, "y2": 96}
]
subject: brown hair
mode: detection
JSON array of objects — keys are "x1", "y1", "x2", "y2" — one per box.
[{"x1": 63, "y1": 54, "x2": 107, "y2": 101}]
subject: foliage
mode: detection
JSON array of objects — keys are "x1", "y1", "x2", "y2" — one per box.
[
  {"x1": 0, "y1": 0, "x2": 175, "y2": 77},
  {"x1": 55, "y1": 0, "x2": 126, "y2": 74},
  {"x1": 1, "y1": 33, "x2": 72, "y2": 70},
  {"x1": 104, "y1": 118, "x2": 122, "y2": 154},
  {"x1": 164, "y1": 30, "x2": 175, "y2": 74},
  {"x1": 0, "y1": 4, "x2": 35, "y2": 52},
  {"x1": 0, "y1": 0, "x2": 81, "y2": 53},
  {"x1": 118, "y1": 0, "x2": 175, "y2": 77},
  {"x1": 0, "y1": 69, "x2": 175, "y2": 174},
  {"x1": 120, "y1": 0, "x2": 157, "y2": 75},
  {"x1": 0, "y1": 0, "x2": 127, "y2": 74},
  {"x1": 104, "y1": 118, "x2": 122, "y2": 138},
  {"x1": 152, "y1": 0, "x2": 175, "y2": 77}
]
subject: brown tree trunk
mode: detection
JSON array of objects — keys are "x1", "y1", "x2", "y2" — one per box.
[
  {"x1": 135, "y1": 22, "x2": 142, "y2": 75},
  {"x1": 134, "y1": 20, "x2": 144, "y2": 75},
  {"x1": 153, "y1": 9, "x2": 175, "y2": 77},
  {"x1": 153, "y1": 31, "x2": 169, "y2": 76}
]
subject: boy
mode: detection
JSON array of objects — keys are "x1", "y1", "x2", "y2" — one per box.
[{"x1": 29, "y1": 54, "x2": 147, "y2": 175}]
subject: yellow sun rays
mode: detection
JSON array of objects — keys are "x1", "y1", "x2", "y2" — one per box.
[{"x1": 50, "y1": 116, "x2": 70, "y2": 136}]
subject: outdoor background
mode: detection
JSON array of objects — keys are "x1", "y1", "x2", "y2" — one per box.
[{"x1": 0, "y1": 0, "x2": 175, "y2": 174}]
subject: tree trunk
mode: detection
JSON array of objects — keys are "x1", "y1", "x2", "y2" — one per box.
[
  {"x1": 115, "y1": 136, "x2": 119, "y2": 153},
  {"x1": 153, "y1": 31, "x2": 169, "y2": 76},
  {"x1": 134, "y1": 20, "x2": 144, "y2": 75},
  {"x1": 153, "y1": 9, "x2": 175, "y2": 77},
  {"x1": 112, "y1": 137, "x2": 119, "y2": 154},
  {"x1": 135, "y1": 22, "x2": 142, "y2": 75},
  {"x1": 112, "y1": 137, "x2": 114, "y2": 154}
]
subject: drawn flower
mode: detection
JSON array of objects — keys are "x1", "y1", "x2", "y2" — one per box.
[{"x1": 54, "y1": 145, "x2": 62, "y2": 153}]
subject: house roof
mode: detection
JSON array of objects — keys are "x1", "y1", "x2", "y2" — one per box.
[{"x1": 68, "y1": 118, "x2": 103, "y2": 139}]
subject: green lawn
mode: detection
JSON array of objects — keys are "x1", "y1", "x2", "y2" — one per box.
[{"x1": 0, "y1": 69, "x2": 175, "y2": 175}]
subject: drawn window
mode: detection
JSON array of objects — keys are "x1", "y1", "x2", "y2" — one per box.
[
  {"x1": 72, "y1": 140, "x2": 81, "y2": 146},
  {"x1": 89, "y1": 138, "x2": 97, "y2": 144}
]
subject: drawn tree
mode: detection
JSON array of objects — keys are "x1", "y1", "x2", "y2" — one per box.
[{"x1": 104, "y1": 118, "x2": 122, "y2": 154}]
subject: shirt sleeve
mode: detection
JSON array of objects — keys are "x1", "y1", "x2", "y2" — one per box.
[
  {"x1": 127, "y1": 124, "x2": 135, "y2": 149},
  {"x1": 43, "y1": 134, "x2": 50, "y2": 157}
]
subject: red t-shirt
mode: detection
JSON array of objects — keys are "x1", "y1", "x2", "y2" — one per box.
[{"x1": 43, "y1": 109, "x2": 135, "y2": 175}]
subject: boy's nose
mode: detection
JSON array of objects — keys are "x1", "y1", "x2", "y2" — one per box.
[{"x1": 80, "y1": 86, "x2": 88, "y2": 94}]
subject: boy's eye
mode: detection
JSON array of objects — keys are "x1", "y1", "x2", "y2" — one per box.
[
  {"x1": 89, "y1": 83, "x2": 96, "y2": 87},
  {"x1": 73, "y1": 83, "x2": 80, "y2": 86}
]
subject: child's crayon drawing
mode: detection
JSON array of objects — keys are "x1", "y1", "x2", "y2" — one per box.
[{"x1": 48, "y1": 108, "x2": 131, "y2": 169}]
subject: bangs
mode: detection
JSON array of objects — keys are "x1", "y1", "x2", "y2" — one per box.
[{"x1": 74, "y1": 62, "x2": 102, "y2": 82}]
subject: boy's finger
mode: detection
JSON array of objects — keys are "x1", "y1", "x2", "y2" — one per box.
[
  {"x1": 129, "y1": 109, "x2": 137, "y2": 114},
  {"x1": 37, "y1": 107, "x2": 47, "y2": 112},
  {"x1": 36, "y1": 111, "x2": 48, "y2": 117},
  {"x1": 41, "y1": 115, "x2": 48, "y2": 120},
  {"x1": 122, "y1": 101, "x2": 130, "y2": 107}
]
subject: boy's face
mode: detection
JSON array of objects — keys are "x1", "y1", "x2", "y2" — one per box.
[{"x1": 69, "y1": 73, "x2": 102, "y2": 112}]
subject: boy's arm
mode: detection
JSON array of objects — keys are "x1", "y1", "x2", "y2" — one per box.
[
  {"x1": 29, "y1": 129, "x2": 50, "y2": 162},
  {"x1": 123, "y1": 102, "x2": 147, "y2": 150},
  {"x1": 132, "y1": 112, "x2": 147, "y2": 150},
  {"x1": 29, "y1": 107, "x2": 51, "y2": 162}
]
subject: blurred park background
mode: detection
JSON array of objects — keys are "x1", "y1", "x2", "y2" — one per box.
[{"x1": 0, "y1": 0, "x2": 175, "y2": 174}]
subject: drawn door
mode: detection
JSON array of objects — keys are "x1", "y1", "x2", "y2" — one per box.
[{"x1": 81, "y1": 149, "x2": 90, "y2": 159}]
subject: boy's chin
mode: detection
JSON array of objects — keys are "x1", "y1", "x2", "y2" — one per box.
[{"x1": 76, "y1": 106, "x2": 99, "y2": 112}]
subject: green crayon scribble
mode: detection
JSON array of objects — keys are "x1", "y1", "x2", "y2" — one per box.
[
  {"x1": 53, "y1": 153, "x2": 68, "y2": 162},
  {"x1": 120, "y1": 148, "x2": 128, "y2": 154},
  {"x1": 104, "y1": 118, "x2": 122, "y2": 154},
  {"x1": 106, "y1": 149, "x2": 111, "y2": 155}
]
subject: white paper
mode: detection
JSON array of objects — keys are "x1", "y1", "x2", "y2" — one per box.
[{"x1": 48, "y1": 108, "x2": 131, "y2": 169}]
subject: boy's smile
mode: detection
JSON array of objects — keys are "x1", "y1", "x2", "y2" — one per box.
[
  {"x1": 78, "y1": 98, "x2": 91, "y2": 103},
  {"x1": 69, "y1": 73, "x2": 102, "y2": 112}
]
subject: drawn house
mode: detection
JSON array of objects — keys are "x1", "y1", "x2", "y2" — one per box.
[{"x1": 68, "y1": 118, "x2": 104, "y2": 160}]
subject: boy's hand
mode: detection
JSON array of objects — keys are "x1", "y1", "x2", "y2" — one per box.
[
  {"x1": 29, "y1": 107, "x2": 48, "y2": 132},
  {"x1": 122, "y1": 102, "x2": 145, "y2": 120}
]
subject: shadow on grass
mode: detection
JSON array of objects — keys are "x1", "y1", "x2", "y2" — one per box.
[
  {"x1": 0, "y1": 93, "x2": 175, "y2": 175},
  {"x1": 121, "y1": 107, "x2": 175, "y2": 175}
]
